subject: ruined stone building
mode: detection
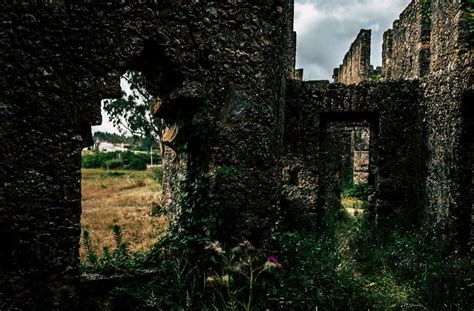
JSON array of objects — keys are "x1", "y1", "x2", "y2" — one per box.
[{"x1": 0, "y1": 0, "x2": 472, "y2": 309}]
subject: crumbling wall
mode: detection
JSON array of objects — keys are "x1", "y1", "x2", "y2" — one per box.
[
  {"x1": 382, "y1": 0, "x2": 431, "y2": 79},
  {"x1": 352, "y1": 127, "x2": 370, "y2": 185},
  {"x1": 0, "y1": 1, "x2": 292, "y2": 309},
  {"x1": 283, "y1": 80, "x2": 423, "y2": 227},
  {"x1": 379, "y1": 0, "x2": 472, "y2": 252},
  {"x1": 333, "y1": 29, "x2": 373, "y2": 84},
  {"x1": 418, "y1": 0, "x2": 473, "y2": 252}
]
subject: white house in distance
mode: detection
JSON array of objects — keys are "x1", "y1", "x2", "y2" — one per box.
[
  {"x1": 82, "y1": 141, "x2": 129, "y2": 153},
  {"x1": 95, "y1": 141, "x2": 128, "y2": 152}
]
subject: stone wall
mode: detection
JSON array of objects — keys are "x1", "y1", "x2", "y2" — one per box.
[
  {"x1": 418, "y1": 0, "x2": 472, "y2": 252},
  {"x1": 378, "y1": 0, "x2": 472, "y2": 252},
  {"x1": 380, "y1": 0, "x2": 472, "y2": 251},
  {"x1": 382, "y1": 0, "x2": 431, "y2": 79},
  {"x1": 331, "y1": 0, "x2": 472, "y2": 252},
  {"x1": 283, "y1": 80, "x2": 423, "y2": 228},
  {"x1": 333, "y1": 29, "x2": 373, "y2": 84},
  {"x1": 0, "y1": 0, "x2": 472, "y2": 308},
  {"x1": 352, "y1": 127, "x2": 370, "y2": 185},
  {"x1": 0, "y1": 1, "x2": 292, "y2": 308}
]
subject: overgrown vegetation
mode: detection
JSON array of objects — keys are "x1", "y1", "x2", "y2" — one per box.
[
  {"x1": 343, "y1": 182, "x2": 369, "y2": 200},
  {"x1": 82, "y1": 201, "x2": 472, "y2": 310},
  {"x1": 82, "y1": 225, "x2": 148, "y2": 274}
]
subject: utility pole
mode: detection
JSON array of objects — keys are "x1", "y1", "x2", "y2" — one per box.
[{"x1": 150, "y1": 146, "x2": 153, "y2": 166}]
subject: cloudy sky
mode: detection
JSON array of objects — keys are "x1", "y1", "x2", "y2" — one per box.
[
  {"x1": 94, "y1": 0, "x2": 411, "y2": 134},
  {"x1": 294, "y1": 0, "x2": 410, "y2": 80}
]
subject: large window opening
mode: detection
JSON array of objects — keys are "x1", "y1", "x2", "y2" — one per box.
[{"x1": 80, "y1": 71, "x2": 167, "y2": 265}]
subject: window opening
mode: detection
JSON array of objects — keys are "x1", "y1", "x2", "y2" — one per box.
[{"x1": 80, "y1": 71, "x2": 167, "y2": 265}]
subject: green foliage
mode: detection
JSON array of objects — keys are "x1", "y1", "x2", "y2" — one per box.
[
  {"x1": 126, "y1": 158, "x2": 147, "y2": 170},
  {"x1": 81, "y1": 151, "x2": 156, "y2": 170},
  {"x1": 266, "y1": 209, "x2": 367, "y2": 309},
  {"x1": 373, "y1": 73, "x2": 383, "y2": 82},
  {"x1": 81, "y1": 152, "x2": 113, "y2": 169},
  {"x1": 343, "y1": 182, "x2": 369, "y2": 200},
  {"x1": 82, "y1": 230, "x2": 98, "y2": 266},
  {"x1": 204, "y1": 241, "x2": 282, "y2": 311},
  {"x1": 153, "y1": 166, "x2": 164, "y2": 184},
  {"x1": 215, "y1": 165, "x2": 243, "y2": 179},
  {"x1": 103, "y1": 71, "x2": 164, "y2": 145},
  {"x1": 421, "y1": 0, "x2": 432, "y2": 17},
  {"x1": 81, "y1": 225, "x2": 146, "y2": 275},
  {"x1": 104, "y1": 158, "x2": 123, "y2": 170},
  {"x1": 349, "y1": 219, "x2": 473, "y2": 310},
  {"x1": 84, "y1": 211, "x2": 472, "y2": 310},
  {"x1": 261, "y1": 210, "x2": 472, "y2": 310},
  {"x1": 463, "y1": 0, "x2": 474, "y2": 46}
]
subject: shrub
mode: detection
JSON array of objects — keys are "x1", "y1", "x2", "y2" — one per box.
[
  {"x1": 127, "y1": 158, "x2": 147, "y2": 170},
  {"x1": 343, "y1": 182, "x2": 369, "y2": 200},
  {"x1": 153, "y1": 166, "x2": 164, "y2": 183},
  {"x1": 82, "y1": 151, "x2": 153, "y2": 170},
  {"x1": 104, "y1": 158, "x2": 124, "y2": 170},
  {"x1": 82, "y1": 151, "x2": 118, "y2": 168},
  {"x1": 81, "y1": 225, "x2": 145, "y2": 275},
  {"x1": 82, "y1": 152, "x2": 106, "y2": 168}
]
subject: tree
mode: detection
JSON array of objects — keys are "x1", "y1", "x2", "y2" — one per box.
[{"x1": 103, "y1": 71, "x2": 164, "y2": 148}]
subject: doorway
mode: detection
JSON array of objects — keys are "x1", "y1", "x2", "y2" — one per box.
[{"x1": 319, "y1": 112, "x2": 378, "y2": 221}]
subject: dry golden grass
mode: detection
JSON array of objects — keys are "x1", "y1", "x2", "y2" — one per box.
[{"x1": 80, "y1": 168, "x2": 167, "y2": 260}]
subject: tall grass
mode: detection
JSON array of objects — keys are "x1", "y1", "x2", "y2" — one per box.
[{"x1": 80, "y1": 168, "x2": 167, "y2": 260}]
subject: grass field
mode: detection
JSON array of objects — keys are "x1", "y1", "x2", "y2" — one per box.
[{"x1": 80, "y1": 168, "x2": 167, "y2": 260}]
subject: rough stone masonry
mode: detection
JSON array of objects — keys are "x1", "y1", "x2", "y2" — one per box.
[{"x1": 0, "y1": 0, "x2": 472, "y2": 309}]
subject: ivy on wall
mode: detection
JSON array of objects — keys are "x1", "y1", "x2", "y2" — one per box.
[
  {"x1": 421, "y1": 0, "x2": 432, "y2": 17},
  {"x1": 461, "y1": 0, "x2": 474, "y2": 46}
]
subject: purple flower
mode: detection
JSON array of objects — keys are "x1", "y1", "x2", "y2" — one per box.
[{"x1": 266, "y1": 256, "x2": 282, "y2": 268}]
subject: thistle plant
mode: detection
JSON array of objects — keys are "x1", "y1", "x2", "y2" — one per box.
[
  {"x1": 205, "y1": 240, "x2": 282, "y2": 311},
  {"x1": 82, "y1": 230, "x2": 98, "y2": 265}
]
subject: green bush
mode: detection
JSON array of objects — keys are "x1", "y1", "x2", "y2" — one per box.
[
  {"x1": 104, "y1": 158, "x2": 124, "y2": 170},
  {"x1": 343, "y1": 182, "x2": 369, "y2": 200},
  {"x1": 153, "y1": 166, "x2": 164, "y2": 183},
  {"x1": 82, "y1": 151, "x2": 154, "y2": 170},
  {"x1": 81, "y1": 225, "x2": 145, "y2": 275},
  {"x1": 82, "y1": 152, "x2": 113, "y2": 168},
  {"x1": 127, "y1": 158, "x2": 147, "y2": 170}
]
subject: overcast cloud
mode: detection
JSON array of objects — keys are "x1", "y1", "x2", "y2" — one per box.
[
  {"x1": 295, "y1": 0, "x2": 410, "y2": 80},
  {"x1": 94, "y1": 0, "x2": 411, "y2": 134}
]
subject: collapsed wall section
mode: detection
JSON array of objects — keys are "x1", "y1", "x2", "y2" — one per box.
[
  {"x1": 333, "y1": 29, "x2": 373, "y2": 84},
  {"x1": 382, "y1": 0, "x2": 431, "y2": 79}
]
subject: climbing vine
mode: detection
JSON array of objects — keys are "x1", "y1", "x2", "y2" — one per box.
[
  {"x1": 461, "y1": 0, "x2": 474, "y2": 46},
  {"x1": 421, "y1": 0, "x2": 432, "y2": 17}
]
